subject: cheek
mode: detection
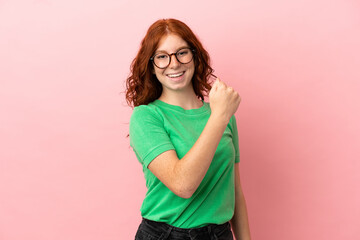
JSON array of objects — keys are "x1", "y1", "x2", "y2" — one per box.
[
  {"x1": 154, "y1": 68, "x2": 164, "y2": 78},
  {"x1": 188, "y1": 64, "x2": 195, "y2": 77}
]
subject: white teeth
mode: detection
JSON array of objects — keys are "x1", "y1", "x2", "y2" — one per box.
[{"x1": 167, "y1": 72, "x2": 184, "y2": 78}]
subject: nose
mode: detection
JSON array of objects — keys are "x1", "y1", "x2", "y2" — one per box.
[{"x1": 168, "y1": 54, "x2": 181, "y2": 69}]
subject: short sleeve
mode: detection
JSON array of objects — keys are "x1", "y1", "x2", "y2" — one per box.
[
  {"x1": 230, "y1": 115, "x2": 240, "y2": 163},
  {"x1": 129, "y1": 106, "x2": 175, "y2": 167}
]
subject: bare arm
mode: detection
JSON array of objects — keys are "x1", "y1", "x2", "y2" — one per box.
[
  {"x1": 148, "y1": 80, "x2": 241, "y2": 198},
  {"x1": 230, "y1": 163, "x2": 251, "y2": 240}
]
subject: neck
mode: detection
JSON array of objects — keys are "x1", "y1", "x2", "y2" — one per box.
[{"x1": 158, "y1": 89, "x2": 203, "y2": 110}]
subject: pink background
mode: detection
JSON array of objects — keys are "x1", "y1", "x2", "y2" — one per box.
[{"x1": 1, "y1": 0, "x2": 359, "y2": 239}]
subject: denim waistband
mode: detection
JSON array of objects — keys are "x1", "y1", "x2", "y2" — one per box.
[{"x1": 140, "y1": 217, "x2": 231, "y2": 239}]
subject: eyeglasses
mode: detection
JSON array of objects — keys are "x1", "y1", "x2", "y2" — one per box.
[{"x1": 150, "y1": 47, "x2": 195, "y2": 69}]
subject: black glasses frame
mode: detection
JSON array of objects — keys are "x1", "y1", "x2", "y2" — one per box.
[{"x1": 150, "y1": 48, "x2": 196, "y2": 69}]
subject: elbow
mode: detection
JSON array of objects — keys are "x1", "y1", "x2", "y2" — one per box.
[
  {"x1": 176, "y1": 191, "x2": 193, "y2": 199},
  {"x1": 172, "y1": 184, "x2": 196, "y2": 199},
  {"x1": 175, "y1": 190, "x2": 194, "y2": 199},
  {"x1": 169, "y1": 166, "x2": 198, "y2": 198}
]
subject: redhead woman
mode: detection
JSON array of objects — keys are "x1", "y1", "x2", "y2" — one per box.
[{"x1": 126, "y1": 18, "x2": 251, "y2": 240}]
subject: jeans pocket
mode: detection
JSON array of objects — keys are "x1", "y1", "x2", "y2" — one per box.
[{"x1": 135, "y1": 229, "x2": 163, "y2": 240}]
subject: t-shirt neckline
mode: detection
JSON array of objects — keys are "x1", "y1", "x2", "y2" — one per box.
[{"x1": 153, "y1": 99, "x2": 209, "y2": 115}]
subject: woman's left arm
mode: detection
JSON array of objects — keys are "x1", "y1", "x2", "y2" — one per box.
[{"x1": 230, "y1": 163, "x2": 251, "y2": 240}]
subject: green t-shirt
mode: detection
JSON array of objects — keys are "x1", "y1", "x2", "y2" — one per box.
[{"x1": 129, "y1": 99, "x2": 240, "y2": 228}]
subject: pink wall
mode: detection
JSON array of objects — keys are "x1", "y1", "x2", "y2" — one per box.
[{"x1": 1, "y1": 0, "x2": 359, "y2": 239}]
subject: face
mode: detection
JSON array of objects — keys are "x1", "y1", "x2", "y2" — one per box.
[{"x1": 152, "y1": 34, "x2": 195, "y2": 95}]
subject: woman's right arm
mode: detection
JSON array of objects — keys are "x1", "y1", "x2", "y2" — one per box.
[{"x1": 148, "y1": 79, "x2": 241, "y2": 198}]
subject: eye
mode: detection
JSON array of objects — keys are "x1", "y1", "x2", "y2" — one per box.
[
  {"x1": 155, "y1": 54, "x2": 168, "y2": 60},
  {"x1": 177, "y1": 49, "x2": 189, "y2": 56}
]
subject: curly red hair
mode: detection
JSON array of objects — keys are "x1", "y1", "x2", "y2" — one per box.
[{"x1": 125, "y1": 18, "x2": 214, "y2": 107}]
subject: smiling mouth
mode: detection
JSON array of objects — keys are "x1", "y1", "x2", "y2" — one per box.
[{"x1": 166, "y1": 71, "x2": 185, "y2": 78}]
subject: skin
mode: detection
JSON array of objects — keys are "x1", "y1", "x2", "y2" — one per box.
[
  {"x1": 231, "y1": 163, "x2": 252, "y2": 240},
  {"x1": 148, "y1": 33, "x2": 251, "y2": 239},
  {"x1": 152, "y1": 34, "x2": 201, "y2": 109}
]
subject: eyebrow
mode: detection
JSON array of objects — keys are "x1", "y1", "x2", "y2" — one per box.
[{"x1": 154, "y1": 46, "x2": 189, "y2": 54}]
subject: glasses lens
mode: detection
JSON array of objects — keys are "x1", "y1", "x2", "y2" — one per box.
[
  {"x1": 153, "y1": 53, "x2": 170, "y2": 69},
  {"x1": 176, "y1": 48, "x2": 193, "y2": 64},
  {"x1": 152, "y1": 48, "x2": 194, "y2": 69}
]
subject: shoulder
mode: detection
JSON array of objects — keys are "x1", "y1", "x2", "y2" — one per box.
[{"x1": 130, "y1": 103, "x2": 164, "y2": 126}]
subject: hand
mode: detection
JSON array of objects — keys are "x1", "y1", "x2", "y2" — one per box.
[{"x1": 209, "y1": 78, "x2": 241, "y2": 123}]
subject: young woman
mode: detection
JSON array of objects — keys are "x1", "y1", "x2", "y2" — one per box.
[{"x1": 126, "y1": 18, "x2": 251, "y2": 240}]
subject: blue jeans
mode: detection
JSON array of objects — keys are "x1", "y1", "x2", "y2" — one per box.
[{"x1": 135, "y1": 218, "x2": 234, "y2": 240}]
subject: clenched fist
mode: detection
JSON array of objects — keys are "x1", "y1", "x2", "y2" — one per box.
[{"x1": 209, "y1": 78, "x2": 241, "y2": 123}]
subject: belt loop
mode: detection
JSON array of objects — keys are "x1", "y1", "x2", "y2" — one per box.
[
  {"x1": 207, "y1": 225, "x2": 218, "y2": 240},
  {"x1": 160, "y1": 225, "x2": 173, "y2": 240}
]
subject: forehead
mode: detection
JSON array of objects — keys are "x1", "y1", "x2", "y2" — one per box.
[{"x1": 156, "y1": 34, "x2": 189, "y2": 53}]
